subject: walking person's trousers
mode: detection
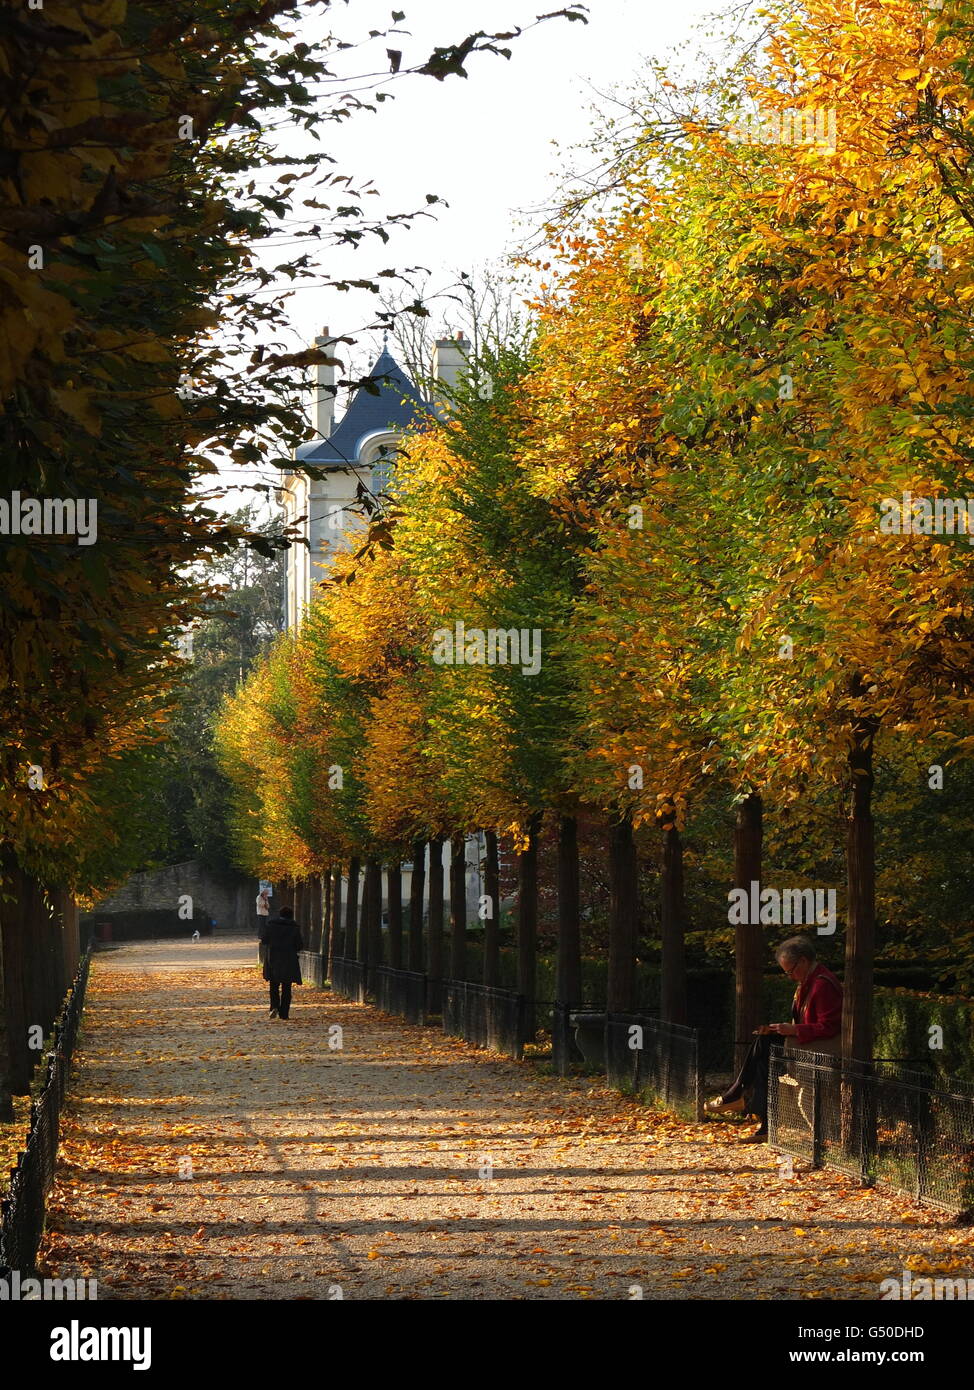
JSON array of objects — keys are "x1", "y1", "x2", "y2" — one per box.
[{"x1": 269, "y1": 980, "x2": 293, "y2": 1018}]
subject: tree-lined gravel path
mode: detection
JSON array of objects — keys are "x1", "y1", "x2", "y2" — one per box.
[{"x1": 38, "y1": 937, "x2": 973, "y2": 1300}]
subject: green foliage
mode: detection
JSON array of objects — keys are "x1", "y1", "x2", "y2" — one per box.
[{"x1": 1, "y1": 0, "x2": 582, "y2": 891}]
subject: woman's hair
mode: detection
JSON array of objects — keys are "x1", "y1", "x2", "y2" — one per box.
[
  {"x1": 279, "y1": 906, "x2": 294, "y2": 919},
  {"x1": 776, "y1": 935, "x2": 816, "y2": 966}
]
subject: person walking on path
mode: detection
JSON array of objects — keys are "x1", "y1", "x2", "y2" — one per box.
[
  {"x1": 705, "y1": 935, "x2": 843, "y2": 1142},
  {"x1": 259, "y1": 905, "x2": 303, "y2": 1019}
]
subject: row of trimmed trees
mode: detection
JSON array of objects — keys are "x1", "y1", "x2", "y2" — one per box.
[
  {"x1": 218, "y1": 0, "x2": 974, "y2": 1071},
  {"x1": 1, "y1": 1, "x2": 544, "y2": 1116}
]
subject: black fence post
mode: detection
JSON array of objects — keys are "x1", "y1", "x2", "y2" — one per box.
[
  {"x1": 860, "y1": 1064, "x2": 877, "y2": 1188},
  {"x1": 812, "y1": 1064, "x2": 824, "y2": 1169}
]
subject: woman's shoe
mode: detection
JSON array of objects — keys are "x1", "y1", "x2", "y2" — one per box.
[
  {"x1": 705, "y1": 1095, "x2": 746, "y2": 1115},
  {"x1": 741, "y1": 1126, "x2": 769, "y2": 1143}
]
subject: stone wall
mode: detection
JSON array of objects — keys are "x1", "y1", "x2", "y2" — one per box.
[{"x1": 87, "y1": 860, "x2": 254, "y2": 935}]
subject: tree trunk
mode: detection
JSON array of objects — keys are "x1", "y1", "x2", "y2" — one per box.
[
  {"x1": 52, "y1": 887, "x2": 68, "y2": 1016},
  {"x1": 387, "y1": 861, "x2": 403, "y2": 969},
  {"x1": 357, "y1": 865, "x2": 370, "y2": 963},
  {"x1": 844, "y1": 714, "x2": 878, "y2": 1065},
  {"x1": 428, "y1": 836, "x2": 445, "y2": 986},
  {"x1": 333, "y1": 867, "x2": 344, "y2": 959},
  {"x1": 320, "y1": 873, "x2": 331, "y2": 956},
  {"x1": 607, "y1": 814, "x2": 637, "y2": 1012},
  {"x1": 331, "y1": 871, "x2": 344, "y2": 959},
  {"x1": 62, "y1": 892, "x2": 80, "y2": 981},
  {"x1": 365, "y1": 858, "x2": 382, "y2": 971},
  {"x1": 842, "y1": 707, "x2": 879, "y2": 1167},
  {"x1": 660, "y1": 803, "x2": 687, "y2": 1025},
  {"x1": 343, "y1": 857, "x2": 360, "y2": 960},
  {"x1": 38, "y1": 884, "x2": 58, "y2": 1027},
  {"x1": 407, "y1": 839, "x2": 426, "y2": 972},
  {"x1": 734, "y1": 792, "x2": 763, "y2": 1069},
  {"x1": 309, "y1": 875, "x2": 323, "y2": 953},
  {"x1": 556, "y1": 814, "x2": 581, "y2": 1004},
  {"x1": 23, "y1": 870, "x2": 45, "y2": 1048},
  {"x1": 517, "y1": 813, "x2": 542, "y2": 1034},
  {"x1": 358, "y1": 867, "x2": 370, "y2": 965},
  {"x1": 450, "y1": 834, "x2": 467, "y2": 981},
  {"x1": 483, "y1": 830, "x2": 501, "y2": 986},
  {"x1": 0, "y1": 848, "x2": 31, "y2": 1093},
  {"x1": 0, "y1": 899, "x2": 14, "y2": 1120},
  {"x1": 324, "y1": 868, "x2": 340, "y2": 977}
]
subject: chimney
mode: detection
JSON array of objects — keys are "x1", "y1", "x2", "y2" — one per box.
[
  {"x1": 314, "y1": 326, "x2": 338, "y2": 440},
  {"x1": 431, "y1": 331, "x2": 471, "y2": 409}
]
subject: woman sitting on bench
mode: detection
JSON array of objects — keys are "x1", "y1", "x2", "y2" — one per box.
[{"x1": 706, "y1": 935, "x2": 843, "y2": 1143}]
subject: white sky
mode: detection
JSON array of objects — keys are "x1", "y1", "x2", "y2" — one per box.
[
  {"x1": 217, "y1": 0, "x2": 731, "y2": 508},
  {"x1": 287, "y1": 0, "x2": 726, "y2": 346}
]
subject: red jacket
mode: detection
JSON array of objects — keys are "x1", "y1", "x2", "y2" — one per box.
[{"x1": 791, "y1": 963, "x2": 843, "y2": 1045}]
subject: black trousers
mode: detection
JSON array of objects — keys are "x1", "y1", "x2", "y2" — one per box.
[
  {"x1": 724, "y1": 1035, "x2": 774, "y2": 1125},
  {"x1": 269, "y1": 980, "x2": 292, "y2": 1018}
]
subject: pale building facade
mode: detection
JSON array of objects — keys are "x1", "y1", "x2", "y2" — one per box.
[
  {"x1": 282, "y1": 330, "x2": 482, "y2": 923},
  {"x1": 281, "y1": 329, "x2": 471, "y2": 630}
]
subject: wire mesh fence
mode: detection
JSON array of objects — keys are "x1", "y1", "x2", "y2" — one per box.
[
  {"x1": 769, "y1": 1049, "x2": 974, "y2": 1217},
  {"x1": 605, "y1": 1012, "x2": 705, "y2": 1121},
  {"x1": 0, "y1": 946, "x2": 93, "y2": 1274},
  {"x1": 372, "y1": 966, "x2": 427, "y2": 1026},
  {"x1": 441, "y1": 980, "x2": 526, "y2": 1059}
]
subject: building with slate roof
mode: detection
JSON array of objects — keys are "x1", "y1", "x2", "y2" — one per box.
[
  {"x1": 281, "y1": 329, "x2": 470, "y2": 630},
  {"x1": 280, "y1": 326, "x2": 486, "y2": 924}
]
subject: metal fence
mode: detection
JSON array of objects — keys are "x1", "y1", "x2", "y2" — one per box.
[
  {"x1": 298, "y1": 951, "x2": 325, "y2": 989},
  {"x1": 441, "y1": 979, "x2": 526, "y2": 1060},
  {"x1": 605, "y1": 1012, "x2": 705, "y2": 1121},
  {"x1": 425, "y1": 976, "x2": 443, "y2": 1019},
  {"x1": 329, "y1": 956, "x2": 368, "y2": 1004},
  {"x1": 769, "y1": 1049, "x2": 974, "y2": 1217},
  {"x1": 0, "y1": 947, "x2": 93, "y2": 1274},
  {"x1": 372, "y1": 965, "x2": 427, "y2": 1026}
]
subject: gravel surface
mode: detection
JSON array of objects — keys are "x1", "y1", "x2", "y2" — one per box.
[{"x1": 38, "y1": 936, "x2": 974, "y2": 1301}]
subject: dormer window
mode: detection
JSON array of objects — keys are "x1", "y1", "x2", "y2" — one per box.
[{"x1": 370, "y1": 442, "x2": 394, "y2": 498}]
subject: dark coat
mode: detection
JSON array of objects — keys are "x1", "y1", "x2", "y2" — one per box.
[{"x1": 259, "y1": 916, "x2": 304, "y2": 984}]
